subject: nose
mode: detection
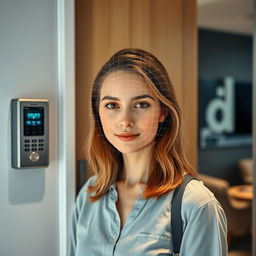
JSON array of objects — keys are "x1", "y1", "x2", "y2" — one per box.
[{"x1": 118, "y1": 109, "x2": 134, "y2": 128}]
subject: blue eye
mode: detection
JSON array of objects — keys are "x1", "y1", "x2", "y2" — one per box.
[
  {"x1": 105, "y1": 103, "x2": 119, "y2": 109},
  {"x1": 135, "y1": 102, "x2": 150, "y2": 108}
]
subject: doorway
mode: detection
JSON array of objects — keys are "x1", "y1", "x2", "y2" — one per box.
[{"x1": 197, "y1": 0, "x2": 254, "y2": 255}]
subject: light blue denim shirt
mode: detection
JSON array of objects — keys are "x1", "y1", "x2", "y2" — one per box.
[{"x1": 69, "y1": 176, "x2": 227, "y2": 256}]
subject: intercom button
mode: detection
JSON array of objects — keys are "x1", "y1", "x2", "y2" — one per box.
[
  {"x1": 25, "y1": 144, "x2": 30, "y2": 147},
  {"x1": 39, "y1": 139, "x2": 44, "y2": 142},
  {"x1": 32, "y1": 144, "x2": 37, "y2": 147},
  {"x1": 30, "y1": 152, "x2": 40, "y2": 162},
  {"x1": 25, "y1": 140, "x2": 30, "y2": 143},
  {"x1": 32, "y1": 139, "x2": 37, "y2": 143},
  {"x1": 39, "y1": 148, "x2": 44, "y2": 151},
  {"x1": 39, "y1": 144, "x2": 44, "y2": 147},
  {"x1": 25, "y1": 148, "x2": 30, "y2": 152},
  {"x1": 32, "y1": 148, "x2": 37, "y2": 151}
]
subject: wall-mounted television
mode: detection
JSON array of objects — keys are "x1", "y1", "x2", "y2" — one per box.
[{"x1": 199, "y1": 76, "x2": 252, "y2": 149}]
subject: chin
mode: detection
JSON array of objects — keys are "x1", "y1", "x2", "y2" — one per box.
[
  {"x1": 115, "y1": 143, "x2": 154, "y2": 154},
  {"x1": 107, "y1": 135, "x2": 156, "y2": 154},
  {"x1": 112, "y1": 146, "x2": 138, "y2": 154}
]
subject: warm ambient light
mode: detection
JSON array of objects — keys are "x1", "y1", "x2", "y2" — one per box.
[{"x1": 197, "y1": 0, "x2": 221, "y2": 6}]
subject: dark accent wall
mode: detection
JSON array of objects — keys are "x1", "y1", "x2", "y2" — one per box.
[{"x1": 198, "y1": 29, "x2": 253, "y2": 185}]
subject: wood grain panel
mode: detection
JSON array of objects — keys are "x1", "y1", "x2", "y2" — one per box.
[
  {"x1": 76, "y1": 0, "x2": 94, "y2": 159},
  {"x1": 182, "y1": 0, "x2": 198, "y2": 169},
  {"x1": 150, "y1": 0, "x2": 183, "y2": 105},
  {"x1": 130, "y1": 0, "x2": 151, "y2": 49}
]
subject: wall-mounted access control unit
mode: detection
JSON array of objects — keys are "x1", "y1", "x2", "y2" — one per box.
[{"x1": 11, "y1": 98, "x2": 49, "y2": 169}]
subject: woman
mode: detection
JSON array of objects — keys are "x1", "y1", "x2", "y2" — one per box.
[{"x1": 69, "y1": 49, "x2": 227, "y2": 256}]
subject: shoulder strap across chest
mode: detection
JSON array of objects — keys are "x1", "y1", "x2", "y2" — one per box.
[{"x1": 171, "y1": 174, "x2": 197, "y2": 255}]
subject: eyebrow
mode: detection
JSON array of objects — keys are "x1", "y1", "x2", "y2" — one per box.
[{"x1": 101, "y1": 94, "x2": 155, "y2": 102}]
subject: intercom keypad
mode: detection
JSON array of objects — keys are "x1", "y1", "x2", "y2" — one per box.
[
  {"x1": 23, "y1": 139, "x2": 45, "y2": 152},
  {"x1": 11, "y1": 98, "x2": 49, "y2": 169}
]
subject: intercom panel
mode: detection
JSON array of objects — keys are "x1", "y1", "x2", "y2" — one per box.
[{"x1": 11, "y1": 98, "x2": 49, "y2": 169}]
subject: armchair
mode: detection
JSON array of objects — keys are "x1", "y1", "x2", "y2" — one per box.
[{"x1": 238, "y1": 158, "x2": 253, "y2": 184}]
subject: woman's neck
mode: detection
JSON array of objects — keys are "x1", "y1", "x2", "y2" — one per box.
[{"x1": 119, "y1": 142, "x2": 155, "y2": 187}]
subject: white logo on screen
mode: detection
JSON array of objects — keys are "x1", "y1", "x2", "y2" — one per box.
[{"x1": 200, "y1": 77, "x2": 235, "y2": 148}]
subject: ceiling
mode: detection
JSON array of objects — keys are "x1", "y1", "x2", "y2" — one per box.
[{"x1": 198, "y1": 0, "x2": 253, "y2": 35}]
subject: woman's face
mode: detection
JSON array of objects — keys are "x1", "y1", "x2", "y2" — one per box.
[{"x1": 99, "y1": 70, "x2": 167, "y2": 154}]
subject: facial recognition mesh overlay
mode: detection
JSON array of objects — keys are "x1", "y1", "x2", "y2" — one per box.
[
  {"x1": 199, "y1": 76, "x2": 252, "y2": 149},
  {"x1": 24, "y1": 107, "x2": 44, "y2": 136},
  {"x1": 97, "y1": 68, "x2": 169, "y2": 156},
  {"x1": 91, "y1": 50, "x2": 172, "y2": 152}
]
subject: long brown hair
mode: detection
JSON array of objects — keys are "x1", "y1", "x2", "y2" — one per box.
[{"x1": 85, "y1": 48, "x2": 196, "y2": 202}]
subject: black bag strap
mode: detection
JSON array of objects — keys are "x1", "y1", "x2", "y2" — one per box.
[{"x1": 171, "y1": 174, "x2": 196, "y2": 255}]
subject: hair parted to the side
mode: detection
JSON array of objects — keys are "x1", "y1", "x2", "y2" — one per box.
[{"x1": 85, "y1": 48, "x2": 196, "y2": 202}]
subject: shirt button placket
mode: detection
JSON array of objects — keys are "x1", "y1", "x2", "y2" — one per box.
[{"x1": 111, "y1": 219, "x2": 121, "y2": 254}]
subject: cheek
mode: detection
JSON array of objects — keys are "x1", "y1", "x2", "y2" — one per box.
[
  {"x1": 140, "y1": 114, "x2": 160, "y2": 133},
  {"x1": 143, "y1": 111, "x2": 160, "y2": 125},
  {"x1": 99, "y1": 110, "x2": 113, "y2": 132}
]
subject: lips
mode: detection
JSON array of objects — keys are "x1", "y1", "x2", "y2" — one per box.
[{"x1": 115, "y1": 133, "x2": 140, "y2": 142}]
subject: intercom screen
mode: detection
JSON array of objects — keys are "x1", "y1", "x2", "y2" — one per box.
[{"x1": 24, "y1": 107, "x2": 44, "y2": 136}]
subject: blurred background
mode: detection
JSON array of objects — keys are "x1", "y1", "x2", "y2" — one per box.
[{"x1": 197, "y1": 1, "x2": 253, "y2": 255}]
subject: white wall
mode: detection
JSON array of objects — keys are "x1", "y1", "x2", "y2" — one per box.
[{"x1": 0, "y1": 0, "x2": 75, "y2": 255}]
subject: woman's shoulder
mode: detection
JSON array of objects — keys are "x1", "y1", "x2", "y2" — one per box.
[
  {"x1": 75, "y1": 175, "x2": 97, "y2": 206},
  {"x1": 181, "y1": 178, "x2": 223, "y2": 218},
  {"x1": 179, "y1": 178, "x2": 228, "y2": 254}
]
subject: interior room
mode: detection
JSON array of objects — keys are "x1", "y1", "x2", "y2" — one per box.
[{"x1": 0, "y1": 0, "x2": 254, "y2": 255}]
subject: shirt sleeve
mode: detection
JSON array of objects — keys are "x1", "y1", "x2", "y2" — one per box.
[
  {"x1": 68, "y1": 176, "x2": 96, "y2": 256},
  {"x1": 180, "y1": 200, "x2": 228, "y2": 256},
  {"x1": 68, "y1": 201, "x2": 79, "y2": 256}
]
